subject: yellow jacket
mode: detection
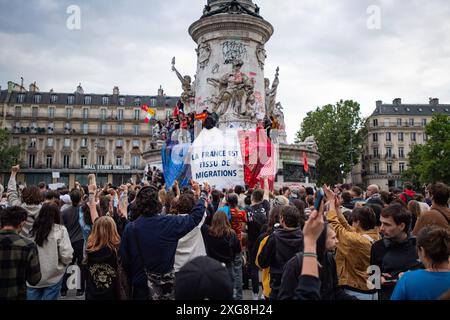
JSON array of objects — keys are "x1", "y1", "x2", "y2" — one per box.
[
  {"x1": 327, "y1": 209, "x2": 381, "y2": 292},
  {"x1": 255, "y1": 235, "x2": 271, "y2": 298}
]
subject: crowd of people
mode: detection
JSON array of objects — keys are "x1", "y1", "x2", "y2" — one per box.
[{"x1": 0, "y1": 163, "x2": 449, "y2": 301}]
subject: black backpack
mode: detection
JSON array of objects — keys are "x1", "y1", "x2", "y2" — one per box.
[{"x1": 247, "y1": 204, "x2": 268, "y2": 241}]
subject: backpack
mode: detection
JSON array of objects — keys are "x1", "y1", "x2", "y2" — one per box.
[
  {"x1": 247, "y1": 204, "x2": 268, "y2": 241},
  {"x1": 401, "y1": 192, "x2": 414, "y2": 205}
]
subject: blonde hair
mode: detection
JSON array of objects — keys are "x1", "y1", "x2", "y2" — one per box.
[{"x1": 86, "y1": 216, "x2": 120, "y2": 253}]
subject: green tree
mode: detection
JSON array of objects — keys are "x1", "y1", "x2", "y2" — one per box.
[
  {"x1": 0, "y1": 128, "x2": 22, "y2": 169},
  {"x1": 296, "y1": 100, "x2": 364, "y2": 185},
  {"x1": 402, "y1": 114, "x2": 450, "y2": 185}
]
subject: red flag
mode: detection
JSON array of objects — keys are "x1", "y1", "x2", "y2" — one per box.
[
  {"x1": 303, "y1": 151, "x2": 309, "y2": 173},
  {"x1": 172, "y1": 105, "x2": 180, "y2": 117}
]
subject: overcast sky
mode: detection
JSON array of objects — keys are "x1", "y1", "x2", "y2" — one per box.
[{"x1": 1, "y1": 0, "x2": 449, "y2": 143}]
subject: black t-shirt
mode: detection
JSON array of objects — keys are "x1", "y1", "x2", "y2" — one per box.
[{"x1": 61, "y1": 206, "x2": 83, "y2": 244}]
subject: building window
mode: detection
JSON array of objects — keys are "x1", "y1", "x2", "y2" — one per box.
[
  {"x1": 117, "y1": 124, "x2": 123, "y2": 135},
  {"x1": 116, "y1": 156, "x2": 123, "y2": 166},
  {"x1": 102, "y1": 97, "x2": 109, "y2": 105},
  {"x1": 30, "y1": 121, "x2": 37, "y2": 133},
  {"x1": 373, "y1": 148, "x2": 379, "y2": 158},
  {"x1": 421, "y1": 119, "x2": 427, "y2": 126},
  {"x1": 118, "y1": 109, "x2": 124, "y2": 120},
  {"x1": 46, "y1": 155, "x2": 53, "y2": 168},
  {"x1": 51, "y1": 95, "x2": 58, "y2": 103},
  {"x1": 399, "y1": 147, "x2": 404, "y2": 158},
  {"x1": 97, "y1": 155, "x2": 105, "y2": 165},
  {"x1": 15, "y1": 106, "x2": 22, "y2": 117},
  {"x1": 424, "y1": 133, "x2": 428, "y2": 141},
  {"x1": 81, "y1": 138, "x2": 88, "y2": 148},
  {"x1": 84, "y1": 96, "x2": 92, "y2": 105},
  {"x1": 32, "y1": 106, "x2": 38, "y2": 118},
  {"x1": 132, "y1": 155, "x2": 140, "y2": 169},
  {"x1": 80, "y1": 155, "x2": 87, "y2": 167},
  {"x1": 374, "y1": 163, "x2": 379, "y2": 174},
  {"x1": 64, "y1": 138, "x2": 71, "y2": 148},
  {"x1": 134, "y1": 109, "x2": 140, "y2": 120},
  {"x1": 48, "y1": 107, "x2": 55, "y2": 118},
  {"x1": 66, "y1": 108, "x2": 73, "y2": 119},
  {"x1": 82, "y1": 123, "x2": 89, "y2": 134},
  {"x1": 98, "y1": 139, "x2": 105, "y2": 148},
  {"x1": 397, "y1": 118, "x2": 402, "y2": 126},
  {"x1": 133, "y1": 124, "x2": 139, "y2": 135},
  {"x1": 116, "y1": 139, "x2": 123, "y2": 148},
  {"x1": 48, "y1": 122, "x2": 54, "y2": 134},
  {"x1": 63, "y1": 155, "x2": 70, "y2": 168},
  {"x1": 386, "y1": 132, "x2": 391, "y2": 142},
  {"x1": 64, "y1": 122, "x2": 71, "y2": 133},
  {"x1": 386, "y1": 147, "x2": 392, "y2": 158},
  {"x1": 132, "y1": 139, "x2": 140, "y2": 148},
  {"x1": 409, "y1": 118, "x2": 414, "y2": 126},
  {"x1": 34, "y1": 94, "x2": 42, "y2": 104},
  {"x1": 100, "y1": 108, "x2": 107, "y2": 120},
  {"x1": 411, "y1": 132, "x2": 416, "y2": 142},
  {"x1": 150, "y1": 98, "x2": 157, "y2": 107},
  {"x1": 119, "y1": 97, "x2": 125, "y2": 106},
  {"x1": 372, "y1": 119, "x2": 378, "y2": 127},
  {"x1": 83, "y1": 108, "x2": 89, "y2": 119},
  {"x1": 372, "y1": 133, "x2": 378, "y2": 142},
  {"x1": 13, "y1": 121, "x2": 20, "y2": 133},
  {"x1": 67, "y1": 95, "x2": 75, "y2": 105},
  {"x1": 399, "y1": 163, "x2": 405, "y2": 173},
  {"x1": 134, "y1": 97, "x2": 141, "y2": 106},
  {"x1": 47, "y1": 138, "x2": 54, "y2": 147},
  {"x1": 28, "y1": 154, "x2": 36, "y2": 168},
  {"x1": 17, "y1": 94, "x2": 25, "y2": 103},
  {"x1": 387, "y1": 163, "x2": 392, "y2": 174},
  {"x1": 29, "y1": 138, "x2": 36, "y2": 148},
  {"x1": 384, "y1": 119, "x2": 390, "y2": 127},
  {"x1": 398, "y1": 132, "x2": 404, "y2": 142},
  {"x1": 101, "y1": 124, "x2": 108, "y2": 135}
]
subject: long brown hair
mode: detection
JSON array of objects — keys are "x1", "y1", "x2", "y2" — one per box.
[
  {"x1": 209, "y1": 211, "x2": 234, "y2": 238},
  {"x1": 86, "y1": 216, "x2": 120, "y2": 253},
  {"x1": 407, "y1": 200, "x2": 421, "y2": 219}
]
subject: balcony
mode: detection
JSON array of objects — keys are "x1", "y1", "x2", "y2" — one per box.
[{"x1": 365, "y1": 170, "x2": 403, "y2": 176}]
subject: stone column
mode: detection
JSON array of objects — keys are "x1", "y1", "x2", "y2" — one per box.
[{"x1": 189, "y1": 0, "x2": 273, "y2": 130}]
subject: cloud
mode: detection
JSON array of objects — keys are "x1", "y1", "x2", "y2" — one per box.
[{"x1": 1, "y1": 0, "x2": 449, "y2": 143}]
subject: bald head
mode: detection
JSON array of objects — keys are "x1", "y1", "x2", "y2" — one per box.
[{"x1": 367, "y1": 185, "x2": 379, "y2": 197}]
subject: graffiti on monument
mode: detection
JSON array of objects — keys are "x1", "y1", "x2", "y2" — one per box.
[{"x1": 222, "y1": 41, "x2": 248, "y2": 64}]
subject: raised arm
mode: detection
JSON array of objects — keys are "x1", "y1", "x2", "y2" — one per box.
[
  {"x1": 118, "y1": 184, "x2": 128, "y2": 220},
  {"x1": 263, "y1": 177, "x2": 270, "y2": 201},
  {"x1": 88, "y1": 174, "x2": 99, "y2": 223},
  {"x1": 7, "y1": 165, "x2": 22, "y2": 207}
]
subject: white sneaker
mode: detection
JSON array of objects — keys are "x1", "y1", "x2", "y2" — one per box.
[{"x1": 252, "y1": 292, "x2": 259, "y2": 300}]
